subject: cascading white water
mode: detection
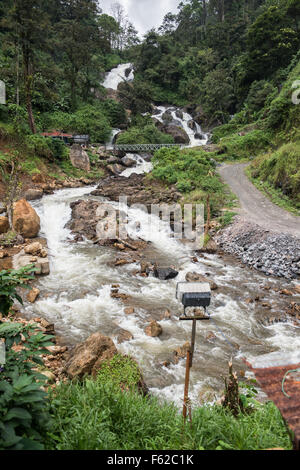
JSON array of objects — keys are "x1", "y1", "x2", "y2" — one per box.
[
  {"x1": 120, "y1": 154, "x2": 153, "y2": 177},
  {"x1": 103, "y1": 63, "x2": 134, "y2": 90},
  {"x1": 26, "y1": 181, "x2": 300, "y2": 406},
  {"x1": 106, "y1": 128, "x2": 121, "y2": 150},
  {"x1": 152, "y1": 106, "x2": 209, "y2": 148}
]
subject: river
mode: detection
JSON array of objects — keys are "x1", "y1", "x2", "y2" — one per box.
[{"x1": 23, "y1": 64, "x2": 300, "y2": 407}]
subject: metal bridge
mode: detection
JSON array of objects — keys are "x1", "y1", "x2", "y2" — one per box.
[{"x1": 113, "y1": 143, "x2": 182, "y2": 153}]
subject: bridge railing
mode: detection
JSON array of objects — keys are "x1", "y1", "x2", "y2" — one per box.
[{"x1": 113, "y1": 143, "x2": 182, "y2": 152}]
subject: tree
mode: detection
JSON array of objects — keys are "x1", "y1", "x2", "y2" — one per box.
[
  {"x1": 55, "y1": 0, "x2": 101, "y2": 110},
  {"x1": 2, "y1": 0, "x2": 51, "y2": 133}
]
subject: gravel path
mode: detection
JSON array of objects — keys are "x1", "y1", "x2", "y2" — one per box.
[{"x1": 219, "y1": 163, "x2": 300, "y2": 238}]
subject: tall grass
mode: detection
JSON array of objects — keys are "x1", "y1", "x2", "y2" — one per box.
[{"x1": 45, "y1": 379, "x2": 292, "y2": 450}]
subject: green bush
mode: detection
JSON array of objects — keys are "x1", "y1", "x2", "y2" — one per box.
[
  {"x1": 0, "y1": 322, "x2": 54, "y2": 450},
  {"x1": 0, "y1": 265, "x2": 36, "y2": 317},
  {"x1": 117, "y1": 124, "x2": 174, "y2": 145},
  {"x1": 218, "y1": 129, "x2": 272, "y2": 160},
  {"x1": 46, "y1": 378, "x2": 291, "y2": 450},
  {"x1": 41, "y1": 104, "x2": 112, "y2": 143},
  {"x1": 250, "y1": 141, "x2": 300, "y2": 204},
  {"x1": 97, "y1": 355, "x2": 142, "y2": 389}
]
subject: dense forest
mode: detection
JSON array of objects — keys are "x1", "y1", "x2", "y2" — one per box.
[
  {"x1": 1, "y1": 0, "x2": 300, "y2": 452},
  {"x1": 1, "y1": 0, "x2": 300, "y2": 128}
]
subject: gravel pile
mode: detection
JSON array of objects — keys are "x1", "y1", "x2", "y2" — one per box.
[{"x1": 215, "y1": 217, "x2": 300, "y2": 279}]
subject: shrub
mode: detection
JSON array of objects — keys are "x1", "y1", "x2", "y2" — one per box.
[
  {"x1": 116, "y1": 124, "x2": 174, "y2": 145},
  {"x1": 0, "y1": 322, "x2": 54, "y2": 450},
  {"x1": 41, "y1": 105, "x2": 112, "y2": 143},
  {"x1": 0, "y1": 265, "x2": 36, "y2": 317},
  {"x1": 218, "y1": 129, "x2": 272, "y2": 160},
  {"x1": 250, "y1": 141, "x2": 300, "y2": 203},
  {"x1": 46, "y1": 379, "x2": 291, "y2": 450}
]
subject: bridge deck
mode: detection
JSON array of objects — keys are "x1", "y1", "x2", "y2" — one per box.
[{"x1": 113, "y1": 143, "x2": 182, "y2": 152}]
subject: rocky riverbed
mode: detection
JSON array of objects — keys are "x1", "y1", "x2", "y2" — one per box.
[{"x1": 215, "y1": 216, "x2": 300, "y2": 279}]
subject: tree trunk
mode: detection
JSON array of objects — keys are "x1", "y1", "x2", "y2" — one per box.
[{"x1": 23, "y1": 47, "x2": 36, "y2": 134}]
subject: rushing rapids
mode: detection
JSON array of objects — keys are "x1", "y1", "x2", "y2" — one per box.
[
  {"x1": 21, "y1": 64, "x2": 300, "y2": 407},
  {"x1": 25, "y1": 180, "x2": 300, "y2": 406}
]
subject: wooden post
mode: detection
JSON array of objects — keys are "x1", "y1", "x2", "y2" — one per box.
[
  {"x1": 183, "y1": 349, "x2": 191, "y2": 423},
  {"x1": 190, "y1": 319, "x2": 197, "y2": 367},
  {"x1": 205, "y1": 194, "x2": 210, "y2": 237}
]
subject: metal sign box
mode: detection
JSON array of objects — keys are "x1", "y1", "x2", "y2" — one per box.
[{"x1": 176, "y1": 282, "x2": 211, "y2": 308}]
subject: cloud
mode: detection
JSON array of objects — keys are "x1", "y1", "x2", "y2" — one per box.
[{"x1": 99, "y1": 0, "x2": 180, "y2": 36}]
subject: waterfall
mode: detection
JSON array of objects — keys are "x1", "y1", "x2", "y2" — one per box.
[{"x1": 103, "y1": 63, "x2": 134, "y2": 91}]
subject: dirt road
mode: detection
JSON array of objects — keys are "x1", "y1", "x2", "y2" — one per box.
[{"x1": 219, "y1": 163, "x2": 300, "y2": 238}]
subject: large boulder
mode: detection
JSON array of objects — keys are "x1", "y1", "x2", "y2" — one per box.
[
  {"x1": 163, "y1": 124, "x2": 189, "y2": 144},
  {"x1": 12, "y1": 199, "x2": 40, "y2": 238},
  {"x1": 65, "y1": 331, "x2": 118, "y2": 379},
  {"x1": 70, "y1": 144, "x2": 90, "y2": 172},
  {"x1": 0, "y1": 216, "x2": 9, "y2": 234}
]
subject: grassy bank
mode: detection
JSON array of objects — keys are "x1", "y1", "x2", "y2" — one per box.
[
  {"x1": 149, "y1": 147, "x2": 237, "y2": 227},
  {"x1": 45, "y1": 377, "x2": 291, "y2": 451}
]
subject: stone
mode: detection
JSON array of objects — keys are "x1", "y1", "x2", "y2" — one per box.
[
  {"x1": 64, "y1": 332, "x2": 118, "y2": 379},
  {"x1": 172, "y1": 342, "x2": 190, "y2": 364},
  {"x1": 107, "y1": 163, "x2": 124, "y2": 176},
  {"x1": 117, "y1": 329, "x2": 134, "y2": 344},
  {"x1": 295, "y1": 285, "x2": 300, "y2": 294},
  {"x1": 124, "y1": 307, "x2": 135, "y2": 315},
  {"x1": 24, "y1": 188, "x2": 43, "y2": 201},
  {"x1": 161, "y1": 309, "x2": 171, "y2": 320},
  {"x1": 0, "y1": 216, "x2": 9, "y2": 234},
  {"x1": 121, "y1": 156, "x2": 136, "y2": 167},
  {"x1": 162, "y1": 124, "x2": 189, "y2": 144},
  {"x1": 280, "y1": 289, "x2": 293, "y2": 296},
  {"x1": 27, "y1": 287, "x2": 40, "y2": 303},
  {"x1": 154, "y1": 266, "x2": 179, "y2": 281},
  {"x1": 12, "y1": 199, "x2": 40, "y2": 238},
  {"x1": 185, "y1": 272, "x2": 218, "y2": 290},
  {"x1": 24, "y1": 242, "x2": 44, "y2": 256},
  {"x1": 206, "y1": 331, "x2": 217, "y2": 342},
  {"x1": 144, "y1": 320, "x2": 162, "y2": 337},
  {"x1": 70, "y1": 144, "x2": 90, "y2": 172}
]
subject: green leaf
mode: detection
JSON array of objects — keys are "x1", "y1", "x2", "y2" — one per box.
[{"x1": 4, "y1": 407, "x2": 32, "y2": 422}]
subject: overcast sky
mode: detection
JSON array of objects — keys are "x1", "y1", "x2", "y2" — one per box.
[{"x1": 99, "y1": 0, "x2": 181, "y2": 37}]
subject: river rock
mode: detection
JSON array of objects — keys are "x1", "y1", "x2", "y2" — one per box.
[
  {"x1": 172, "y1": 342, "x2": 190, "y2": 364},
  {"x1": 27, "y1": 287, "x2": 40, "y2": 303},
  {"x1": 116, "y1": 329, "x2": 134, "y2": 344},
  {"x1": 124, "y1": 307, "x2": 135, "y2": 315},
  {"x1": 70, "y1": 144, "x2": 90, "y2": 172},
  {"x1": 163, "y1": 124, "x2": 189, "y2": 144},
  {"x1": 12, "y1": 199, "x2": 40, "y2": 238},
  {"x1": 65, "y1": 331, "x2": 118, "y2": 379},
  {"x1": 107, "y1": 163, "x2": 124, "y2": 176},
  {"x1": 24, "y1": 242, "x2": 44, "y2": 256},
  {"x1": 175, "y1": 109, "x2": 183, "y2": 120},
  {"x1": 145, "y1": 320, "x2": 163, "y2": 337},
  {"x1": 154, "y1": 266, "x2": 179, "y2": 281},
  {"x1": 0, "y1": 216, "x2": 9, "y2": 234},
  {"x1": 187, "y1": 119, "x2": 197, "y2": 132},
  {"x1": 24, "y1": 188, "x2": 43, "y2": 201},
  {"x1": 185, "y1": 272, "x2": 218, "y2": 290},
  {"x1": 121, "y1": 156, "x2": 136, "y2": 167}
]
